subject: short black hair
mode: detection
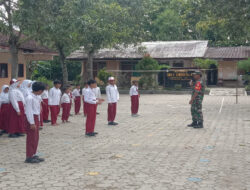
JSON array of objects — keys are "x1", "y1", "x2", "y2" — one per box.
[
  {"x1": 63, "y1": 85, "x2": 71, "y2": 92},
  {"x1": 54, "y1": 80, "x2": 61, "y2": 85},
  {"x1": 32, "y1": 82, "x2": 45, "y2": 92},
  {"x1": 87, "y1": 80, "x2": 97, "y2": 85}
]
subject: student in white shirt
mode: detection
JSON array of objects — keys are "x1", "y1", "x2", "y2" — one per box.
[
  {"x1": 72, "y1": 84, "x2": 81, "y2": 115},
  {"x1": 25, "y1": 82, "x2": 45, "y2": 164},
  {"x1": 130, "y1": 80, "x2": 140, "y2": 117},
  {"x1": 85, "y1": 80, "x2": 104, "y2": 137},
  {"x1": 0, "y1": 85, "x2": 10, "y2": 135},
  {"x1": 93, "y1": 86, "x2": 101, "y2": 115},
  {"x1": 82, "y1": 83, "x2": 88, "y2": 117},
  {"x1": 48, "y1": 80, "x2": 62, "y2": 126},
  {"x1": 20, "y1": 80, "x2": 33, "y2": 97},
  {"x1": 60, "y1": 86, "x2": 71, "y2": 123},
  {"x1": 8, "y1": 79, "x2": 26, "y2": 138},
  {"x1": 41, "y1": 84, "x2": 50, "y2": 123},
  {"x1": 106, "y1": 77, "x2": 119, "y2": 125},
  {"x1": 67, "y1": 85, "x2": 73, "y2": 116}
]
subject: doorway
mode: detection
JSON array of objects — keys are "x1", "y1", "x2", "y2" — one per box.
[{"x1": 207, "y1": 64, "x2": 218, "y2": 85}]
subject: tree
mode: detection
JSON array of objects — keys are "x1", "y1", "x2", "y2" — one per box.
[
  {"x1": 73, "y1": 0, "x2": 146, "y2": 82},
  {"x1": 238, "y1": 58, "x2": 250, "y2": 73},
  {"x1": 194, "y1": 58, "x2": 218, "y2": 85},
  {"x1": 20, "y1": 0, "x2": 76, "y2": 87},
  {"x1": 0, "y1": 0, "x2": 40, "y2": 78},
  {"x1": 136, "y1": 55, "x2": 170, "y2": 89}
]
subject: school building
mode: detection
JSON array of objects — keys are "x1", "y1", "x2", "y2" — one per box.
[
  {"x1": 0, "y1": 33, "x2": 56, "y2": 90},
  {"x1": 67, "y1": 41, "x2": 250, "y2": 87}
]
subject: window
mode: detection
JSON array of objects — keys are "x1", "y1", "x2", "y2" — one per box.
[
  {"x1": 173, "y1": 62, "x2": 184, "y2": 68},
  {"x1": 18, "y1": 64, "x2": 24, "y2": 77},
  {"x1": 0, "y1": 64, "x2": 8, "y2": 78}
]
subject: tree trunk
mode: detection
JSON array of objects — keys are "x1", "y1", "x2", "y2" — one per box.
[
  {"x1": 58, "y1": 46, "x2": 68, "y2": 87},
  {"x1": 9, "y1": 43, "x2": 19, "y2": 79},
  {"x1": 86, "y1": 51, "x2": 94, "y2": 80},
  {"x1": 80, "y1": 61, "x2": 88, "y2": 85}
]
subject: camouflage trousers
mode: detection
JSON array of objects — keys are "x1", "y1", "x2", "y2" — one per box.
[{"x1": 191, "y1": 99, "x2": 203, "y2": 123}]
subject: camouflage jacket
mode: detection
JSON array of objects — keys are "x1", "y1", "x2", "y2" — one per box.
[{"x1": 192, "y1": 80, "x2": 205, "y2": 101}]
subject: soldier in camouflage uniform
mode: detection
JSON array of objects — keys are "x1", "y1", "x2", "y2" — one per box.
[{"x1": 188, "y1": 71, "x2": 205, "y2": 128}]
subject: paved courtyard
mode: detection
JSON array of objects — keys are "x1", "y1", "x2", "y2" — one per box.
[{"x1": 0, "y1": 94, "x2": 250, "y2": 190}]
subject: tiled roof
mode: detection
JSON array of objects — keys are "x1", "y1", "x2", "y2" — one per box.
[
  {"x1": 67, "y1": 41, "x2": 209, "y2": 60},
  {"x1": 0, "y1": 33, "x2": 56, "y2": 53},
  {"x1": 205, "y1": 47, "x2": 250, "y2": 59}
]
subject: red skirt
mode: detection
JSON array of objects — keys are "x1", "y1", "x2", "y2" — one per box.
[
  {"x1": 0, "y1": 103, "x2": 10, "y2": 131},
  {"x1": 42, "y1": 99, "x2": 49, "y2": 121},
  {"x1": 9, "y1": 101, "x2": 26, "y2": 134}
]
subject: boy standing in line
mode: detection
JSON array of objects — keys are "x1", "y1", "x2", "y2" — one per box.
[
  {"x1": 41, "y1": 84, "x2": 50, "y2": 123},
  {"x1": 61, "y1": 86, "x2": 71, "y2": 123},
  {"x1": 84, "y1": 80, "x2": 104, "y2": 137},
  {"x1": 25, "y1": 82, "x2": 45, "y2": 163},
  {"x1": 82, "y1": 83, "x2": 88, "y2": 117},
  {"x1": 129, "y1": 81, "x2": 140, "y2": 117},
  {"x1": 72, "y1": 84, "x2": 81, "y2": 115},
  {"x1": 106, "y1": 77, "x2": 119, "y2": 126},
  {"x1": 48, "y1": 80, "x2": 62, "y2": 126}
]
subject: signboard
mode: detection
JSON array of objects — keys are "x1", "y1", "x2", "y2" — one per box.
[{"x1": 164, "y1": 70, "x2": 195, "y2": 87}]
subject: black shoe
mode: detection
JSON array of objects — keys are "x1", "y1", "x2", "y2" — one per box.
[
  {"x1": 187, "y1": 122, "x2": 197, "y2": 127},
  {"x1": 194, "y1": 122, "x2": 204, "y2": 128},
  {"x1": 108, "y1": 122, "x2": 118, "y2": 126},
  {"x1": 1, "y1": 130, "x2": 8, "y2": 134},
  {"x1": 25, "y1": 157, "x2": 40, "y2": 164},
  {"x1": 93, "y1": 132, "x2": 98, "y2": 135},
  {"x1": 43, "y1": 120, "x2": 50, "y2": 123},
  {"x1": 33, "y1": 156, "x2": 45, "y2": 162},
  {"x1": 8, "y1": 134, "x2": 18, "y2": 138},
  {"x1": 16, "y1": 133, "x2": 25, "y2": 137},
  {"x1": 85, "y1": 133, "x2": 95, "y2": 137},
  {"x1": 0, "y1": 133, "x2": 2, "y2": 136}
]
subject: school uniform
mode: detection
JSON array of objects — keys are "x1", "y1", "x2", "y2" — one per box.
[
  {"x1": 82, "y1": 88, "x2": 88, "y2": 116},
  {"x1": 68, "y1": 92, "x2": 73, "y2": 115},
  {"x1": 0, "y1": 85, "x2": 10, "y2": 132},
  {"x1": 41, "y1": 90, "x2": 49, "y2": 121},
  {"x1": 106, "y1": 84, "x2": 119, "y2": 123},
  {"x1": 61, "y1": 93, "x2": 71, "y2": 122},
  {"x1": 84, "y1": 87, "x2": 98, "y2": 134},
  {"x1": 8, "y1": 80, "x2": 26, "y2": 135},
  {"x1": 20, "y1": 80, "x2": 33, "y2": 97},
  {"x1": 130, "y1": 85, "x2": 139, "y2": 115},
  {"x1": 48, "y1": 87, "x2": 61, "y2": 125},
  {"x1": 93, "y1": 87, "x2": 101, "y2": 114},
  {"x1": 72, "y1": 88, "x2": 81, "y2": 114},
  {"x1": 25, "y1": 93, "x2": 41, "y2": 159}
]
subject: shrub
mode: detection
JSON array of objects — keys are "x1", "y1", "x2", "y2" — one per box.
[
  {"x1": 36, "y1": 77, "x2": 53, "y2": 88},
  {"x1": 97, "y1": 68, "x2": 112, "y2": 86}
]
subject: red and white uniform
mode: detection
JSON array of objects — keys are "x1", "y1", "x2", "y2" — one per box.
[
  {"x1": 72, "y1": 88, "x2": 81, "y2": 114},
  {"x1": 82, "y1": 87, "x2": 88, "y2": 116},
  {"x1": 60, "y1": 93, "x2": 71, "y2": 122},
  {"x1": 130, "y1": 85, "x2": 139, "y2": 115},
  {"x1": 8, "y1": 79, "x2": 26, "y2": 134},
  {"x1": 0, "y1": 85, "x2": 10, "y2": 132},
  {"x1": 48, "y1": 87, "x2": 61, "y2": 125},
  {"x1": 84, "y1": 87, "x2": 98, "y2": 133},
  {"x1": 106, "y1": 84, "x2": 119, "y2": 122},
  {"x1": 25, "y1": 93, "x2": 41, "y2": 158},
  {"x1": 41, "y1": 90, "x2": 49, "y2": 121}
]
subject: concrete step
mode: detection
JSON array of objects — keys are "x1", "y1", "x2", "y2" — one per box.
[{"x1": 209, "y1": 88, "x2": 247, "y2": 96}]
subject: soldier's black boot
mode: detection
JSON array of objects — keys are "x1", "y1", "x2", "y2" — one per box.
[
  {"x1": 187, "y1": 121, "x2": 197, "y2": 127},
  {"x1": 194, "y1": 122, "x2": 203, "y2": 128}
]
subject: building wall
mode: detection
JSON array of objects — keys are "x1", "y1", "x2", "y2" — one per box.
[
  {"x1": 218, "y1": 61, "x2": 237, "y2": 80},
  {"x1": 0, "y1": 51, "x2": 27, "y2": 91},
  {"x1": 0, "y1": 50, "x2": 54, "y2": 92}
]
